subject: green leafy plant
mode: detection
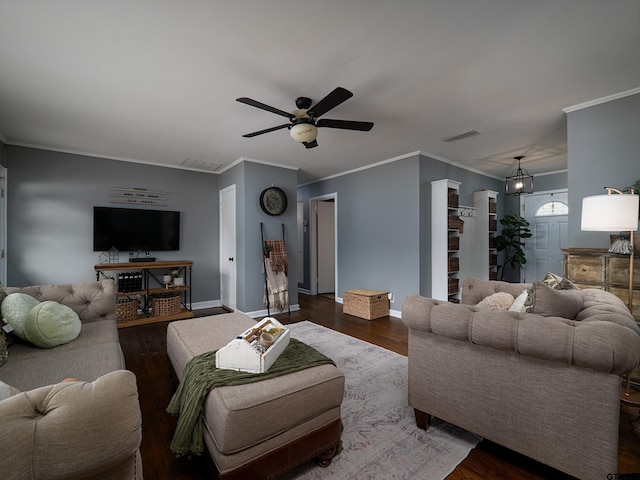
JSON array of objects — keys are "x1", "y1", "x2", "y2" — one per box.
[{"x1": 496, "y1": 213, "x2": 532, "y2": 281}]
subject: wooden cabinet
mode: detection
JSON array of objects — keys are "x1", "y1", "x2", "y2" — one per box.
[
  {"x1": 562, "y1": 248, "x2": 640, "y2": 321},
  {"x1": 432, "y1": 179, "x2": 461, "y2": 302},
  {"x1": 95, "y1": 260, "x2": 195, "y2": 328}
]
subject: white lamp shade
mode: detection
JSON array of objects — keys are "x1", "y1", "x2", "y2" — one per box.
[
  {"x1": 289, "y1": 123, "x2": 318, "y2": 143},
  {"x1": 581, "y1": 194, "x2": 639, "y2": 231}
]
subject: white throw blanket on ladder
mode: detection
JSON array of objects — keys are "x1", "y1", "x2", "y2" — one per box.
[{"x1": 263, "y1": 257, "x2": 289, "y2": 311}]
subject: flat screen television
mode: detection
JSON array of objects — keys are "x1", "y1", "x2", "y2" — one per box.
[{"x1": 93, "y1": 206, "x2": 180, "y2": 252}]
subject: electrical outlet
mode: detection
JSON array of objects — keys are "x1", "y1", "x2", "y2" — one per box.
[{"x1": 388, "y1": 292, "x2": 394, "y2": 303}]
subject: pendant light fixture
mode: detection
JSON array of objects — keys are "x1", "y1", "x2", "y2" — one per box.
[{"x1": 505, "y1": 155, "x2": 534, "y2": 195}]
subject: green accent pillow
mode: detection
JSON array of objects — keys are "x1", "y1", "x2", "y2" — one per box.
[
  {"x1": 1, "y1": 293, "x2": 41, "y2": 340},
  {"x1": 24, "y1": 301, "x2": 81, "y2": 349}
]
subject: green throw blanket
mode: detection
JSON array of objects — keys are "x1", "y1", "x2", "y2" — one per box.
[{"x1": 167, "y1": 338, "x2": 335, "y2": 456}]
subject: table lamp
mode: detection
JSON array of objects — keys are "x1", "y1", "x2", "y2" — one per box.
[
  {"x1": 582, "y1": 187, "x2": 639, "y2": 404},
  {"x1": 581, "y1": 187, "x2": 639, "y2": 313}
]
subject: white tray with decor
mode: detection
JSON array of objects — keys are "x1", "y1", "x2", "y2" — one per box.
[{"x1": 216, "y1": 317, "x2": 290, "y2": 373}]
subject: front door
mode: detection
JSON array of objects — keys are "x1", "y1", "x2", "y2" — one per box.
[{"x1": 522, "y1": 191, "x2": 569, "y2": 283}]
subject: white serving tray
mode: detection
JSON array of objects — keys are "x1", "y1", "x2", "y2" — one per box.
[{"x1": 215, "y1": 317, "x2": 290, "y2": 373}]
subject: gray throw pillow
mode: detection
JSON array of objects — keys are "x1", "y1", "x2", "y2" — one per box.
[{"x1": 532, "y1": 281, "x2": 584, "y2": 319}]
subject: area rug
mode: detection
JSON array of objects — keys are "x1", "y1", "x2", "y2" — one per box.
[{"x1": 280, "y1": 321, "x2": 480, "y2": 480}]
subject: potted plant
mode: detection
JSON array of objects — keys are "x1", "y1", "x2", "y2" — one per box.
[{"x1": 496, "y1": 213, "x2": 532, "y2": 281}]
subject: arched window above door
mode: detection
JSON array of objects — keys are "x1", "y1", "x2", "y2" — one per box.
[{"x1": 534, "y1": 201, "x2": 568, "y2": 217}]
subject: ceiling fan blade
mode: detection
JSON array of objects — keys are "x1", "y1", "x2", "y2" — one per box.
[
  {"x1": 236, "y1": 97, "x2": 294, "y2": 119},
  {"x1": 307, "y1": 87, "x2": 353, "y2": 118},
  {"x1": 317, "y1": 118, "x2": 374, "y2": 131},
  {"x1": 303, "y1": 139, "x2": 318, "y2": 149},
  {"x1": 242, "y1": 124, "x2": 290, "y2": 138}
]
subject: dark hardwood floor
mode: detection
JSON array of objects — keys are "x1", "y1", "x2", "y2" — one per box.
[{"x1": 118, "y1": 293, "x2": 640, "y2": 480}]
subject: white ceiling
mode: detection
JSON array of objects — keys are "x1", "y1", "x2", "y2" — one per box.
[{"x1": 1, "y1": 1, "x2": 639, "y2": 184}]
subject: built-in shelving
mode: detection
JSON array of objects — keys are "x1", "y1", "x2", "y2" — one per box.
[
  {"x1": 432, "y1": 179, "x2": 461, "y2": 302},
  {"x1": 473, "y1": 190, "x2": 499, "y2": 280}
]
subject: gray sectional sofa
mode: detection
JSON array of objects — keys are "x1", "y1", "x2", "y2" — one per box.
[
  {"x1": 402, "y1": 277, "x2": 640, "y2": 480},
  {"x1": 0, "y1": 279, "x2": 143, "y2": 480}
]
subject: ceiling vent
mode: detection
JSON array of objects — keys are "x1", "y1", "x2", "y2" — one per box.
[
  {"x1": 441, "y1": 130, "x2": 480, "y2": 143},
  {"x1": 181, "y1": 158, "x2": 225, "y2": 172}
]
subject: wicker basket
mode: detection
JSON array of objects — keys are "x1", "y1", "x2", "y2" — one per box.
[
  {"x1": 343, "y1": 289, "x2": 389, "y2": 320},
  {"x1": 448, "y1": 215, "x2": 463, "y2": 231},
  {"x1": 448, "y1": 278, "x2": 459, "y2": 295},
  {"x1": 447, "y1": 192, "x2": 459, "y2": 208},
  {"x1": 489, "y1": 200, "x2": 497, "y2": 214},
  {"x1": 448, "y1": 236, "x2": 460, "y2": 251},
  {"x1": 489, "y1": 218, "x2": 498, "y2": 232},
  {"x1": 153, "y1": 293, "x2": 181, "y2": 317},
  {"x1": 116, "y1": 298, "x2": 139, "y2": 323},
  {"x1": 448, "y1": 257, "x2": 460, "y2": 273}
]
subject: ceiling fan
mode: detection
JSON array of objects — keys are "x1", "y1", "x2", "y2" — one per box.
[{"x1": 236, "y1": 87, "x2": 374, "y2": 149}]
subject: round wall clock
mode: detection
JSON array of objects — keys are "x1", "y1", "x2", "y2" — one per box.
[{"x1": 259, "y1": 187, "x2": 288, "y2": 216}]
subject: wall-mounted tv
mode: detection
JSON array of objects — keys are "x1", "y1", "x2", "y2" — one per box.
[{"x1": 93, "y1": 206, "x2": 180, "y2": 252}]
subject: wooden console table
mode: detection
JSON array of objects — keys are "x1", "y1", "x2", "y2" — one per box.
[
  {"x1": 95, "y1": 260, "x2": 194, "y2": 328},
  {"x1": 562, "y1": 248, "x2": 639, "y2": 322}
]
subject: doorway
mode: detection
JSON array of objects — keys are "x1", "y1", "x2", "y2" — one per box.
[
  {"x1": 219, "y1": 185, "x2": 237, "y2": 311},
  {"x1": 0, "y1": 166, "x2": 5, "y2": 286},
  {"x1": 521, "y1": 190, "x2": 569, "y2": 283},
  {"x1": 309, "y1": 193, "x2": 337, "y2": 297}
]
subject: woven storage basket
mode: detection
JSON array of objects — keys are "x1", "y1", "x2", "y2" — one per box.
[
  {"x1": 153, "y1": 294, "x2": 181, "y2": 317},
  {"x1": 448, "y1": 257, "x2": 460, "y2": 273},
  {"x1": 447, "y1": 193, "x2": 459, "y2": 208},
  {"x1": 448, "y1": 236, "x2": 460, "y2": 251},
  {"x1": 489, "y1": 218, "x2": 498, "y2": 232},
  {"x1": 343, "y1": 289, "x2": 389, "y2": 320},
  {"x1": 116, "y1": 298, "x2": 139, "y2": 323},
  {"x1": 489, "y1": 201, "x2": 497, "y2": 214},
  {"x1": 448, "y1": 278, "x2": 459, "y2": 295}
]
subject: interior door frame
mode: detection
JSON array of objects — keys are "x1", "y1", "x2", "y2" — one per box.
[
  {"x1": 219, "y1": 184, "x2": 237, "y2": 311},
  {"x1": 0, "y1": 166, "x2": 6, "y2": 286},
  {"x1": 309, "y1": 193, "x2": 338, "y2": 296}
]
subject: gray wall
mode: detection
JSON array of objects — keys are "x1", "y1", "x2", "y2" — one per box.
[
  {"x1": 297, "y1": 153, "x2": 504, "y2": 307},
  {"x1": 219, "y1": 160, "x2": 298, "y2": 313},
  {"x1": 5, "y1": 146, "x2": 220, "y2": 304},
  {"x1": 297, "y1": 156, "x2": 421, "y2": 308},
  {"x1": 567, "y1": 93, "x2": 640, "y2": 247}
]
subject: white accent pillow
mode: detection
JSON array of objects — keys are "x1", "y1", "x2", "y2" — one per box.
[
  {"x1": 509, "y1": 290, "x2": 529, "y2": 312},
  {"x1": 476, "y1": 292, "x2": 515, "y2": 311}
]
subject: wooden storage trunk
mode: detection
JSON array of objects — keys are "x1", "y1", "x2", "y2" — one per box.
[{"x1": 343, "y1": 289, "x2": 389, "y2": 320}]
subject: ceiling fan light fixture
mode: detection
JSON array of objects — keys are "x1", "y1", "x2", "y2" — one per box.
[{"x1": 289, "y1": 121, "x2": 318, "y2": 143}]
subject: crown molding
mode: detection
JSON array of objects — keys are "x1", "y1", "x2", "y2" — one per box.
[{"x1": 563, "y1": 86, "x2": 640, "y2": 113}]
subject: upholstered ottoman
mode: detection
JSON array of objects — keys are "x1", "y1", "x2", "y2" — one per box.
[{"x1": 166, "y1": 313, "x2": 345, "y2": 479}]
